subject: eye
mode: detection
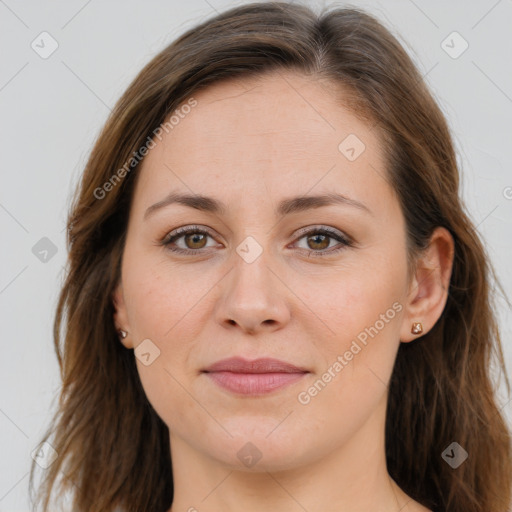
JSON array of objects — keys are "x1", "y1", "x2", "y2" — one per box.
[
  {"x1": 161, "y1": 225, "x2": 218, "y2": 255},
  {"x1": 160, "y1": 225, "x2": 353, "y2": 257},
  {"x1": 291, "y1": 226, "x2": 353, "y2": 257}
]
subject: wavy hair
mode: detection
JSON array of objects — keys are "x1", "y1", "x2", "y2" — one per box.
[{"x1": 29, "y1": 2, "x2": 511, "y2": 511}]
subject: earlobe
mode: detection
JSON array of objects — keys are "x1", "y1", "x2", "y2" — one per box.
[
  {"x1": 112, "y1": 282, "x2": 134, "y2": 349},
  {"x1": 400, "y1": 227, "x2": 454, "y2": 343}
]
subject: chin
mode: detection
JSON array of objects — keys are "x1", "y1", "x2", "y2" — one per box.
[{"x1": 203, "y1": 422, "x2": 311, "y2": 472}]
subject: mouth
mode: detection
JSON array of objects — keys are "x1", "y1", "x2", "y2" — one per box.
[{"x1": 201, "y1": 357, "x2": 309, "y2": 396}]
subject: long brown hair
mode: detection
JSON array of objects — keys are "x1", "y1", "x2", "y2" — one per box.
[{"x1": 29, "y1": 2, "x2": 511, "y2": 511}]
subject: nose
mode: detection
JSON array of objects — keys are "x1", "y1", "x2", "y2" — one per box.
[{"x1": 214, "y1": 249, "x2": 291, "y2": 335}]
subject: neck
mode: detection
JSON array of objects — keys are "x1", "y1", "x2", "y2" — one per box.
[{"x1": 166, "y1": 396, "x2": 416, "y2": 512}]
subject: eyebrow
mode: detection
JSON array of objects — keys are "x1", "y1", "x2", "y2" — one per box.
[{"x1": 143, "y1": 191, "x2": 372, "y2": 220}]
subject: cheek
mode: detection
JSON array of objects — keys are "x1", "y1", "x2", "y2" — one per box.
[
  {"x1": 122, "y1": 261, "x2": 209, "y2": 429},
  {"x1": 300, "y1": 251, "x2": 407, "y2": 401},
  {"x1": 291, "y1": 280, "x2": 403, "y2": 450},
  {"x1": 122, "y1": 246, "x2": 214, "y2": 343},
  {"x1": 300, "y1": 260, "x2": 405, "y2": 353}
]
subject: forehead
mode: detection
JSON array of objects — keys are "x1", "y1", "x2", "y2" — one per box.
[
  {"x1": 133, "y1": 70, "x2": 391, "y2": 216},
  {"x1": 172, "y1": 71, "x2": 378, "y2": 153}
]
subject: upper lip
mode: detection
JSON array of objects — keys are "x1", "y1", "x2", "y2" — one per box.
[{"x1": 202, "y1": 357, "x2": 308, "y2": 374}]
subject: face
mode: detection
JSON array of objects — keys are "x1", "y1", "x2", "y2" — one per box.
[{"x1": 113, "y1": 70, "x2": 413, "y2": 471}]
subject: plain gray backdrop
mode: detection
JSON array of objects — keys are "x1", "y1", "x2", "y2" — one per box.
[{"x1": 1, "y1": 0, "x2": 511, "y2": 509}]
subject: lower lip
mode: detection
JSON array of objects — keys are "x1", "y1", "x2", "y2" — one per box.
[{"x1": 204, "y1": 371, "x2": 307, "y2": 395}]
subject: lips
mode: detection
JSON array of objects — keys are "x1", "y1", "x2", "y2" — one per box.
[
  {"x1": 202, "y1": 357, "x2": 309, "y2": 395},
  {"x1": 203, "y1": 357, "x2": 308, "y2": 374}
]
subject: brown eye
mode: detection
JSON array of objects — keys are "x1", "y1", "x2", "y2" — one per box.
[
  {"x1": 293, "y1": 227, "x2": 352, "y2": 257},
  {"x1": 183, "y1": 232, "x2": 208, "y2": 249},
  {"x1": 161, "y1": 225, "x2": 352, "y2": 257},
  {"x1": 306, "y1": 233, "x2": 330, "y2": 251},
  {"x1": 162, "y1": 226, "x2": 217, "y2": 255}
]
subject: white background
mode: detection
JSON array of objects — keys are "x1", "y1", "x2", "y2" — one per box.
[{"x1": 1, "y1": 0, "x2": 511, "y2": 509}]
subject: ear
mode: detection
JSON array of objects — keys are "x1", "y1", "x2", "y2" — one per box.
[
  {"x1": 112, "y1": 280, "x2": 134, "y2": 349},
  {"x1": 400, "y1": 226, "x2": 454, "y2": 342}
]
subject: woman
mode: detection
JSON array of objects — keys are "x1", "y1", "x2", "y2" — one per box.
[{"x1": 29, "y1": 2, "x2": 511, "y2": 511}]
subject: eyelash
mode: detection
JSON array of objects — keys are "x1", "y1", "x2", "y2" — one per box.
[{"x1": 160, "y1": 225, "x2": 353, "y2": 258}]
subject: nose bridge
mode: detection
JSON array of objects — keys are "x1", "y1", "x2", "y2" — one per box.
[
  {"x1": 215, "y1": 235, "x2": 290, "y2": 332},
  {"x1": 230, "y1": 237, "x2": 277, "y2": 308}
]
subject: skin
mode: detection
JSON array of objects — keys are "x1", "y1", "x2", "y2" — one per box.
[{"x1": 112, "y1": 70, "x2": 454, "y2": 512}]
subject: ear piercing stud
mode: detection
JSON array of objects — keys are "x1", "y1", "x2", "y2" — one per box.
[
  {"x1": 411, "y1": 322, "x2": 423, "y2": 335},
  {"x1": 118, "y1": 329, "x2": 127, "y2": 339}
]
